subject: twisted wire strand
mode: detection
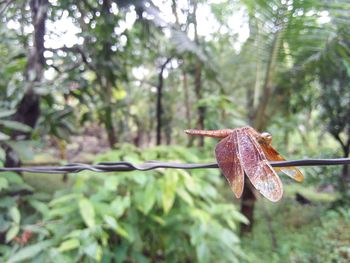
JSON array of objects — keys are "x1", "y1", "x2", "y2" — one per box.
[{"x1": 0, "y1": 158, "x2": 349, "y2": 174}]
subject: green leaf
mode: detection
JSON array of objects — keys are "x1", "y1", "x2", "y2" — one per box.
[
  {"x1": 9, "y1": 206, "x2": 20, "y2": 224},
  {"x1": 150, "y1": 215, "x2": 165, "y2": 225},
  {"x1": 230, "y1": 210, "x2": 249, "y2": 225},
  {"x1": 0, "y1": 172, "x2": 23, "y2": 184},
  {"x1": 0, "y1": 120, "x2": 32, "y2": 132},
  {"x1": 111, "y1": 196, "x2": 130, "y2": 218},
  {"x1": 196, "y1": 242, "x2": 209, "y2": 263},
  {"x1": 49, "y1": 193, "x2": 80, "y2": 206},
  {"x1": 48, "y1": 248, "x2": 68, "y2": 263},
  {"x1": 29, "y1": 200, "x2": 49, "y2": 217},
  {"x1": 0, "y1": 109, "x2": 15, "y2": 118},
  {"x1": 103, "y1": 176, "x2": 119, "y2": 191},
  {"x1": 161, "y1": 171, "x2": 178, "y2": 214},
  {"x1": 5, "y1": 224, "x2": 19, "y2": 243},
  {"x1": 0, "y1": 131, "x2": 10, "y2": 141},
  {"x1": 104, "y1": 215, "x2": 129, "y2": 239},
  {"x1": 57, "y1": 238, "x2": 80, "y2": 252},
  {"x1": 115, "y1": 224, "x2": 129, "y2": 240},
  {"x1": 114, "y1": 242, "x2": 128, "y2": 262},
  {"x1": 132, "y1": 252, "x2": 151, "y2": 263},
  {"x1": 104, "y1": 215, "x2": 117, "y2": 228},
  {"x1": 0, "y1": 197, "x2": 16, "y2": 208},
  {"x1": 182, "y1": 172, "x2": 197, "y2": 194},
  {"x1": 0, "y1": 147, "x2": 5, "y2": 161},
  {"x1": 6, "y1": 141, "x2": 33, "y2": 160},
  {"x1": 84, "y1": 242, "x2": 102, "y2": 262},
  {"x1": 79, "y1": 198, "x2": 95, "y2": 228},
  {"x1": 0, "y1": 177, "x2": 9, "y2": 191},
  {"x1": 49, "y1": 203, "x2": 77, "y2": 218},
  {"x1": 144, "y1": 183, "x2": 157, "y2": 213},
  {"x1": 64, "y1": 229, "x2": 82, "y2": 240},
  {"x1": 176, "y1": 188, "x2": 194, "y2": 206},
  {"x1": 7, "y1": 240, "x2": 54, "y2": 263},
  {"x1": 22, "y1": 224, "x2": 49, "y2": 237}
]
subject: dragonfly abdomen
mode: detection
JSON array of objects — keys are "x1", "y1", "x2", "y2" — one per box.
[{"x1": 184, "y1": 129, "x2": 234, "y2": 138}]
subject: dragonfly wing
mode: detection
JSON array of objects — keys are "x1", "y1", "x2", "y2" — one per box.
[
  {"x1": 215, "y1": 131, "x2": 244, "y2": 198},
  {"x1": 237, "y1": 128, "x2": 283, "y2": 202},
  {"x1": 260, "y1": 143, "x2": 304, "y2": 182}
]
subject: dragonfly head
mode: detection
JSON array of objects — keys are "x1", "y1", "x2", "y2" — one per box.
[{"x1": 260, "y1": 132, "x2": 272, "y2": 145}]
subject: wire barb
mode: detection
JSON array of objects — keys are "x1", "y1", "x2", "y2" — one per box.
[{"x1": 0, "y1": 158, "x2": 349, "y2": 174}]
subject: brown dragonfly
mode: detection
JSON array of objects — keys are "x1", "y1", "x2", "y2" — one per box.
[{"x1": 185, "y1": 126, "x2": 303, "y2": 202}]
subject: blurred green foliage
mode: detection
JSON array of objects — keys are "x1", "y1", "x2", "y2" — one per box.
[
  {"x1": 1, "y1": 0, "x2": 350, "y2": 262},
  {"x1": 243, "y1": 199, "x2": 350, "y2": 263},
  {"x1": 1, "y1": 145, "x2": 247, "y2": 263},
  {"x1": 0, "y1": 172, "x2": 33, "y2": 243}
]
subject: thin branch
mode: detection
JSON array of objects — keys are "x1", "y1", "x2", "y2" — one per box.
[
  {"x1": 46, "y1": 46, "x2": 95, "y2": 71},
  {"x1": 48, "y1": 60, "x2": 83, "y2": 75},
  {"x1": 332, "y1": 132, "x2": 346, "y2": 152},
  {"x1": 1, "y1": 158, "x2": 350, "y2": 174},
  {"x1": 0, "y1": 0, "x2": 13, "y2": 16}
]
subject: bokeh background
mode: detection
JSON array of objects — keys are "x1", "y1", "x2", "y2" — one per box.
[{"x1": 0, "y1": 0, "x2": 350, "y2": 262}]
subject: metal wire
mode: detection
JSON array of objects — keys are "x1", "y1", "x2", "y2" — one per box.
[{"x1": 0, "y1": 158, "x2": 349, "y2": 174}]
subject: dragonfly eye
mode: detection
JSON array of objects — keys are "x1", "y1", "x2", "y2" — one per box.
[{"x1": 260, "y1": 132, "x2": 272, "y2": 144}]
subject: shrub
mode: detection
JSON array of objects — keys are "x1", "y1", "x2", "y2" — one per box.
[{"x1": 2, "y1": 145, "x2": 247, "y2": 263}]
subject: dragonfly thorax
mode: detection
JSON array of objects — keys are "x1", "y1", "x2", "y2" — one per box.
[{"x1": 259, "y1": 132, "x2": 272, "y2": 145}]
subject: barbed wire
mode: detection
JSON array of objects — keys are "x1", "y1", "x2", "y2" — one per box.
[{"x1": 0, "y1": 158, "x2": 349, "y2": 174}]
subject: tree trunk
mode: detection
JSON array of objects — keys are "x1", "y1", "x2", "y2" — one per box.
[
  {"x1": 13, "y1": 90, "x2": 40, "y2": 137},
  {"x1": 6, "y1": 0, "x2": 48, "y2": 169},
  {"x1": 340, "y1": 144, "x2": 350, "y2": 194},
  {"x1": 156, "y1": 75, "x2": 163, "y2": 146},
  {"x1": 240, "y1": 181, "x2": 256, "y2": 235},
  {"x1": 101, "y1": 0, "x2": 118, "y2": 148},
  {"x1": 105, "y1": 103, "x2": 117, "y2": 148},
  {"x1": 331, "y1": 134, "x2": 350, "y2": 194},
  {"x1": 192, "y1": 1, "x2": 205, "y2": 147},
  {"x1": 183, "y1": 71, "x2": 196, "y2": 147},
  {"x1": 156, "y1": 58, "x2": 171, "y2": 145},
  {"x1": 260, "y1": 199, "x2": 278, "y2": 251},
  {"x1": 240, "y1": 29, "x2": 283, "y2": 236},
  {"x1": 132, "y1": 116, "x2": 143, "y2": 147},
  {"x1": 194, "y1": 62, "x2": 205, "y2": 147},
  {"x1": 252, "y1": 31, "x2": 282, "y2": 130},
  {"x1": 165, "y1": 124, "x2": 172, "y2": 145},
  {"x1": 183, "y1": 72, "x2": 191, "y2": 128},
  {"x1": 341, "y1": 164, "x2": 349, "y2": 194},
  {"x1": 13, "y1": 0, "x2": 49, "y2": 137}
]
